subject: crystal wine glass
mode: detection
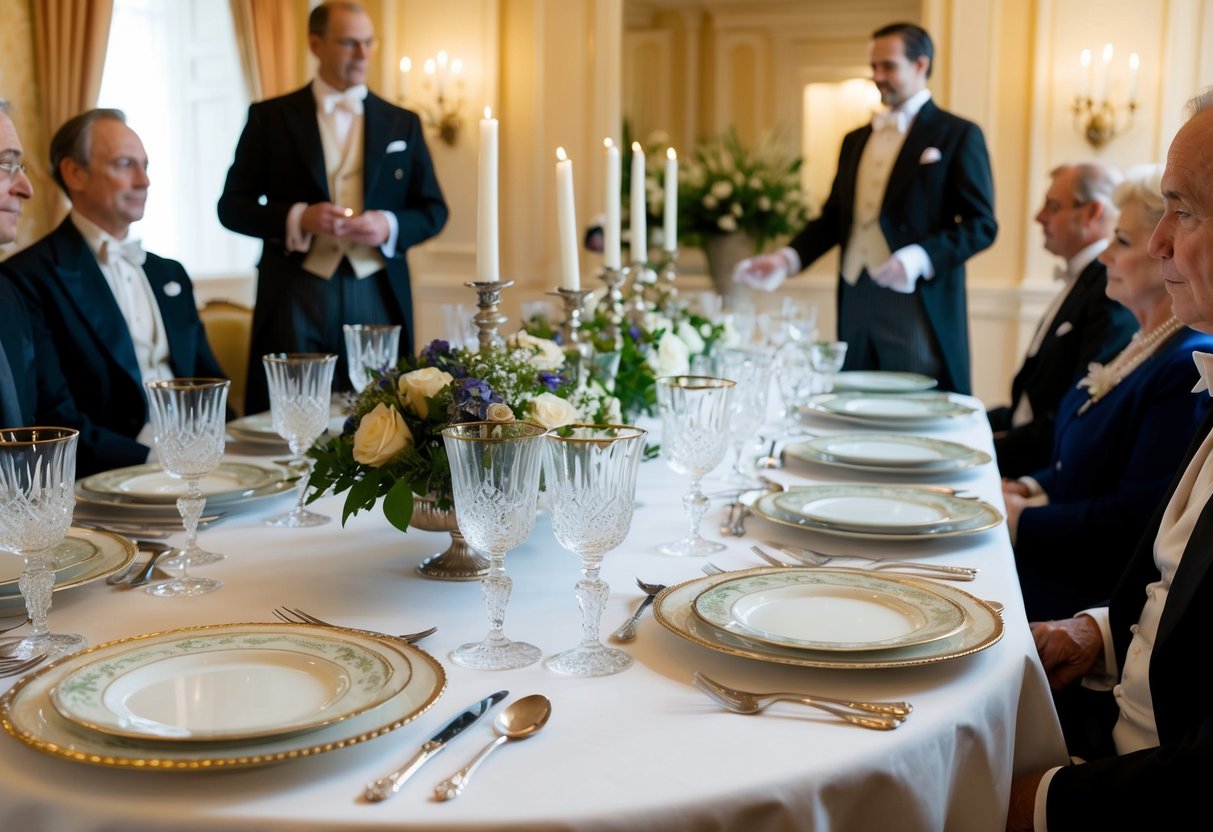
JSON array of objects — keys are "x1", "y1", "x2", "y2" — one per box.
[
  {"x1": 342, "y1": 324, "x2": 401, "y2": 393},
  {"x1": 442, "y1": 421, "x2": 546, "y2": 670},
  {"x1": 263, "y1": 353, "x2": 338, "y2": 527},
  {"x1": 810, "y1": 340, "x2": 849, "y2": 393},
  {"x1": 144, "y1": 378, "x2": 230, "y2": 596},
  {"x1": 0, "y1": 427, "x2": 85, "y2": 658},
  {"x1": 655, "y1": 376, "x2": 734, "y2": 556},
  {"x1": 542, "y1": 424, "x2": 647, "y2": 676},
  {"x1": 717, "y1": 348, "x2": 773, "y2": 488},
  {"x1": 773, "y1": 343, "x2": 815, "y2": 432}
]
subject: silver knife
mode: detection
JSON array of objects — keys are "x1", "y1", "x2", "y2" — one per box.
[{"x1": 363, "y1": 690, "x2": 508, "y2": 802}]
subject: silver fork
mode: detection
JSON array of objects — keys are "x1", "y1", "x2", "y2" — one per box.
[
  {"x1": 693, "y1": 672, "x2": 907, "y2": 729},
  {"x1": 702, "y1": 563, "x2": 725, "y2": 576},
  {"x1": 271, "y1": 607, "x2": 438, "y2": 643},
  {"x1": 771, "y1": 544, "x2": 979, "y2": 578},
  {"x1": 0, "y1": 654, "x2": 47, "y2": 678}
]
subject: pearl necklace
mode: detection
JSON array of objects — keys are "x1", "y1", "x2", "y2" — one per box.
[{"x1": 1077, "y1": 315, "x2": 1185, "y2": 415}]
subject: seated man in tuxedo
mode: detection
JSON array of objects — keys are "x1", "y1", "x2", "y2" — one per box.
[
  {"x1": 1006, "y1": 89, "x2": 1213, "y2": 831},
  {"x1": 988, "y1": 163, "x2": 1137, "y2": 477},
  {"x1": 0, "y1": 108, "x2": 225, "y2": 475},
  {"x1": 0, "y1": 103, "x2": 41, "y2": 427}
]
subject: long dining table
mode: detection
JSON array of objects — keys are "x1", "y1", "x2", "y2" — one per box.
[{"x1": 0, "y1": 393, "x2": 1069, "y2": 831}]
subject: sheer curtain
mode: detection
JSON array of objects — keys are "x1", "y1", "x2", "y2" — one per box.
[{"x1": 228, "y1": 0, "x2": 301, "y2": 102}]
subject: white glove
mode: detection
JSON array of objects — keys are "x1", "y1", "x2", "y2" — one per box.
[
  {"x1": 869, "y1": 255, "x2": 915, "y2": 293},
  {"x1": 733, "y1": 252, "x2": 791, "y2": 292}
]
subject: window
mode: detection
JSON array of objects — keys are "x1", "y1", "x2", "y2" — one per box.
[{"x1": 98, "y1": 0, "x2": 259, "y2": 278}]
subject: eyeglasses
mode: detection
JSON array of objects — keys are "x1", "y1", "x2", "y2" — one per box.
[
  {"x1": 0, "y1": 161, "x2": 28, "y2": 181},
  {"x1": 330, "y1": 36, "x2": 375, "y2": 51}
]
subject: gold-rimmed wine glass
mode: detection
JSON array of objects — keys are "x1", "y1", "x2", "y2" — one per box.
[{"x1": 263, "y1": 353, "x2": 337, "y2": 527}]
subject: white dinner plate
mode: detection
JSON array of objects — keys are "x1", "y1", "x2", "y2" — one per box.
[
  {"x1": 772, "y1": 486, "x2": 987, "y2": 533},
  {"x1": 785, "y1": 434, "x2": 991, "y2": 474},
  {"x1": 0, "y1": 528, "x2": 137, "y2": 613},
  {"x1": 50, "y1": 626, "x2": 414, "y2": 742},
  {"x1": 0, "y1": 623, "x2": 446, "y2": 770},
  {"x1": 802, "y1": 393, "x2": 977, "y2": 428},
  {"x1": 654, "y1": 567, "x2": 1003, "y2": 669},
  {"x1": 753, "y1": 488, "x2": 1003, "y2": 541},
  {"x1": 79, "y1": 462, "x2": 286, "y2": 504},
  {"x1": 692, "y1": 569, "x2": 967, "y2": 652},
  {"x1": 227, "y1": 411, "x2": 285, "y2": 445},
  {"x1": 831, "y1": 371, "x2": 938, "y2": 393}
]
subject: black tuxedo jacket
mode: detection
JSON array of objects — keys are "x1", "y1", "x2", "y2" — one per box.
[
  {"x1": 1046, "y1": 403, "x2": 1213, "y2": 827},
  {"x1": 991, "y1": 259, "x2": 1137, "y2": 477},
  {"x1": 0, "y1": 280, "x2": 79, "y2": 431},
  {"x1": 0, "y1": 219, "x2": 225, "y2": 475},
  {"x1": 789, "y1": 99, "x2": 997, "y2": 394},
  {"x1": 217, "y1": 84, "x2": 448, "y2": 410}
]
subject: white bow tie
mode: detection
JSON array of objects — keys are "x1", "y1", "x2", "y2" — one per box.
[
  {"x1": 1053, "y1": 265, "x2": 1071, "y2": 283},
  {"x1": 99, "y1": 237, "x2": 146, "y2": 267},
  {"x1": 871, "y1": 110, "x2": 908, "y2": 134},
  {"x1": 322, "y1": 85, "x2": 367, "y2": 115}
]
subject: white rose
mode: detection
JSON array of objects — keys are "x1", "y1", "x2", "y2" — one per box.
[
  {"x1": 507, "y1": 331, "x2": 565, "y2": 371},
  {"x1": 676, "y1": 320, "x2": 706, "y2": 355},
  {"x1": 710, "y1": 180, "x2": 733, "y2": 199},
  {"x1": 717, "y1": 215, "x2": 738, "y2": 232},
  {"x1": 529, "y1": 392, "x2": 579, "y2": 429},
  {"x1": 720, "y1": 317, "x2": 741, "y2": 347},
  {"x1": 647, "y1": 331, "x2": 691, "y2": 377},
  {"x1": 487, "y1": 403, "x2": 515, "y2": 422},
  {"x1": 352, "y1": 403, "x2": 413, "y2": 467},
  {"x1": 604, "y1": 396, "x2": 622, "y2": 424},
  {"x1": 398, "y1": 367, "x2": 454, "y2": 418}
]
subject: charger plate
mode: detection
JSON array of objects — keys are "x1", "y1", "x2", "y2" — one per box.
[
  {"x1": 49, "y1": 626, "x2": 415, "y2": 742},
  {"x1": 786, "y1": 434, "x2": 992, "y2": 475},
  {"x1": 831, "y1": 371, "x2": 938, "y2": 393},
  {"x1": 79, "y1": 462, "x2": 285, "y2": 504},
  {"x1": 654, "y1": 567, "x2": 1003, "y2": 669},
  {"x1": 772, "y1": 486, "x2": 986, "y2": 533},
  {"x1": 0, "y1": 623, "x2": 445, "y2": 770},
  {"x1": 802, "y1": 393, "x2": 977, "y2": 428},
  {"x1": 691, "y1": 569, "x2": 966, "y2": 652},
  {"x1": 754, "y1": 488, "x2": 1002, "y2": 541},
  {"x1": 0, "y1": 528, "x2": 137, "y2": 613}
]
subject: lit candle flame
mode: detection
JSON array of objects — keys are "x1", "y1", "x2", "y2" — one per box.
[
  {"x1": 399, "y1": 56, "x2": 411, "y2": 73},
  {"x1": 604, "y1": 138, "x2": 614, "y2": 149},
  {"x1": 667, "y1": 147, "x2": 677, "y2": 161},
  {"x1": 556, "y1": 147, "x2": 568, "y2": 162},
  {"x1": 484, "y1": 106, "x2": 492, "y2": 120}
]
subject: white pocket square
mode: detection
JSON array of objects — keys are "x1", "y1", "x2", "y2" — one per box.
[
  {"x1": 162, "y1": 281, "x2": 182, "y2": 298},
  {"x1": 1054, "y1": 321, "x2": 1074, "y2": 337},
  {"x1": 919, "y1": 147, "x2": 942, "y2": 164},
  {"x1": 385, "y1": 140, "x2": 408, "y2": 154}
]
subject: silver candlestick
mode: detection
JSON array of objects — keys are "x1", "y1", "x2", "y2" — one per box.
[
  {"x1": 598, "y1": 265, "x2": 626, "y2": 349},
  {"x1": 548, "y1": 287, "x2": 595, "y2": 374},
  {"x1": 465, "y1": 279, "x2": 514, "y2": 352}
]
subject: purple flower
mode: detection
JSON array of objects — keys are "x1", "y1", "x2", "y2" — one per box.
[
  {"x1": 629, "y1": 324, "x2": 642, "y2": 342},
  {"x1": 421, "y1": 339, "x2": 451, "y2": 365},
  {"x1": 451, "y1": 377, "x2": 503, "y2": 421},
  {"x1": 538, "y1": 371, "x2": 565, "y2": 391}
]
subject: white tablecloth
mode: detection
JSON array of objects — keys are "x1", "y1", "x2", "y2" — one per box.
[{"x1": 0, "y1": 399, "x2": 1068, "y2": 831}]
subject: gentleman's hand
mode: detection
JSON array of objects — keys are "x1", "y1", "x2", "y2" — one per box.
[
  {"x1": 301, "y1": 202, "x2": 353, "y2": 236},
  {"x1": 1003, "y1": 491, "x2": 1028, "y2": 539},
  {"x1": 869, "y1": 256, "x2": 913, "y2": 293},
  {"x1": 335, "y1": 211, "x2": 390, "y2": 246},
  {"x1": 1006, "y1": 771, "x2": 1045, "y2": 832},
  {"x1": 733, "y1": 253, "x2": 789, "y2": 291},
  {"x1": 1032, "y1": 615, "x2": 1103, "y2": 690}
]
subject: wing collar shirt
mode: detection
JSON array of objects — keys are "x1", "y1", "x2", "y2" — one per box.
[
  {"x1": 284, "y1": 78, "x2": 399, "y2": 260},
  {"x1": 1034, "y1": 349, "x2": 1213, "y2": 829},
  {"x1": 779, "y1": 89, "x2": 934, "y2": 286}
]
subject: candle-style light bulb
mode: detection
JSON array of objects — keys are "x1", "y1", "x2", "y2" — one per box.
[
  {"x1": 451, "y1": 58, "x2": 463, "y2": 75},
  {"x1": 424, "y1": 58, "x2": 436, "y2": 75},
  {"x1": 399, "y1": 56, "x2": 412, "y2": 73},
  {"x1": 1128, "y1": 52, "x2": 1140, "y2": 103}
]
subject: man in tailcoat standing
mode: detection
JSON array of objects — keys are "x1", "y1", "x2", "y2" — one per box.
[
  {"x1": 218, "y1": 0, "x2": 448, "y2": 414},
  {"x1": 735, "y1": 22, "x2": 997, "y2": 395}
]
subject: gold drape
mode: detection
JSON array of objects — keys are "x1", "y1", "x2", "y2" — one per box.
[{"x1": 229, "y1": 0, "x2": 301, "y2": 102}]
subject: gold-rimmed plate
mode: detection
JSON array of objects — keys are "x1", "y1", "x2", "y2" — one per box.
[
  {"x1": 785, "y1": 434, "x2": 992, "y2": 474},
  {"x1": 753, "y1": 488, "x2": 1003, "y2": 541},
  {"x1": 0, "y1": 623, "x2": 446, "y2": 770},
  {"x1": 0, "y1": 528, "x2": 137, "y2": 613},
  {"x1": 654, "y1": 567, "x2": 1003, "y2": 669},
  {"x1": 78, "y1": 462, "x2": 286, "y2": 505}
]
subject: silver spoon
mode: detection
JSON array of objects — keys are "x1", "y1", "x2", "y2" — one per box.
[
  {"x1": 756, "y1": 440, "x2": 783, "y2": 470},
  {"x1": 433, "y1": 694, "x2": 552, "y2": 801}
]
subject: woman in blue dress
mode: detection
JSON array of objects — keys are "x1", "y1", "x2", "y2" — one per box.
[{"x1": 1003, "y1": 164, "x2": 1213, "y2": 620}]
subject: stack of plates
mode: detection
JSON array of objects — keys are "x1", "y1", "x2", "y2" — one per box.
[
  {"x1": 0, "y1": 528, "x2": 138, "y2": 614},
  {"x1": 654, "y1": 566, "x2": 1003, "y2": 669},
  {"x1": 785, "y1": 434, "x2": 992, "y2": 474},
  {"x1": 0, "y1": 622, "x2": 446, "y2": 769},
  {"x1": 802, "y1": 392, "x2": 977, "y2": 428},
  {"x1": 74, "y1": 461, "x2": 297, "y2": 523},
  {"x1": 831, "y1": 371, "x2": 938, "y2": 394},
  {"x1": 752, "y1": 485, "x2": 1002, "y2": 541},
  {"x1": 227, "y1": 412, "x2": 287, "y2": 447}
]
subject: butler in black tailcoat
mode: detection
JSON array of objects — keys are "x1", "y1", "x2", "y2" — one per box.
[
  {"x1": 1, "y1": 109, "x2": 224, "y2": 476},
  {"x1": 218, "y1": 1, "x2": 448, "y2": 414},
  {"x1": 736, "y1": 22, "x2": 996, "y2": 395}
]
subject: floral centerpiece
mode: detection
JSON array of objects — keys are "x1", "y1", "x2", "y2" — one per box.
[{"x1": 307, "y1": 334, "x2": 619, "y2": 531}]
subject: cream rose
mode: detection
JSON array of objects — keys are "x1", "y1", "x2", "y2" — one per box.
[
  {"x1": 398, "y1": 367, "x2": 453, "y2": 418},
  {"x1": 508, "y1": 331, "x2": 565, "y2": 371},
  {"x1": 529, "y1": 392, "x2": 579, "y2": 429},
  {"x1": 647, "y1": 330, "x2": 691, "y2": 377},
  {"x1": 352, "y1": 403, "x2": 413, "y2": 467},
  {"x1": 486, "y1": 402, "x2": 515, "y2": 422},
  {"x1": 675, "y1": 320, "x2": 706, "y2": 355}
]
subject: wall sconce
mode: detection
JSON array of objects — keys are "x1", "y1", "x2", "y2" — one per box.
[
  {"x1": 399, "y1": 51, "x2": 465, "y2": 146},
  {"x1": 1073, "y1": 44, "x2": 1139, "y2": 149}
]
